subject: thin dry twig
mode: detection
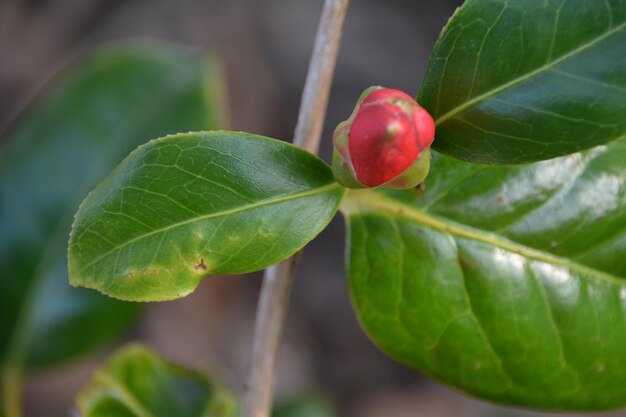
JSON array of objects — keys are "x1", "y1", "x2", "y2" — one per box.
[{"x1": 243, "y1": 1, "x2": 350, "y2": 416}]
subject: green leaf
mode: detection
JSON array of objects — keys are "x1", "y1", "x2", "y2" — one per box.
[
  {"x1": 343, "y1": 141, "x2": 626, "y2": 410},
  {"x1": 273, "y1": 396, "x2": 336, "y2": 417},
  {"x1": 0, "y1": 42, "x2": 225, "y2": 379},
  {"x1": 68, "y1": 131, "x2": 344, "y2": 301},
  {"x1": 76, "y1": 344, "x2": 236, "y2": 417},
  {"x1": 418, "y1": 0, "x2": 626, "y2": 164}
]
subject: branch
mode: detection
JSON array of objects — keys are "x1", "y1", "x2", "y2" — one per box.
[{"x1": 243, "y1": 1, "x2": 350, "y2": 416}]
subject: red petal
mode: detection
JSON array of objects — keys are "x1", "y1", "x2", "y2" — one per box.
[
  {"x1": 362, "y1": 88, "x2": 415, "y2": 105},
  {"x1": 413, "y1": 106, "x2": 435, "y2": 150},
  {"x1": 348, "y1": 102, "x2": 419, "y2": 187}
]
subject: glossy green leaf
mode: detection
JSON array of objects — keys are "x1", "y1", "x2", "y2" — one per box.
[
  {"x1": 68, "y1": 131, "x2": 344, "y2": 301},
  {"x1": 418, "y1": 0, "x2": 626, "y2": 164},
  {"x1": 76, "y1": 344, "x2": 236, "y2": 417},
  {"x1": 0, "y1": 43, "x2": 225, "y2": 380},
  {"x1": 343, "y1": 140, "x2": 626, "y2": 410}
]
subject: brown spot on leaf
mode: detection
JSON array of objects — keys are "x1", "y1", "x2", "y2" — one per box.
[
  {"x1": 145, "y1": 267, "x2": 160, "y2": 276},
  {"x1": 194, "y1": 258, "x2": 207, "y2": 271}
]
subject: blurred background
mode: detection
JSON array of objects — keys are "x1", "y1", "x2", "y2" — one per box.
[{"x1": 2, "y1": 0, "x2": 625, "y2": 416}]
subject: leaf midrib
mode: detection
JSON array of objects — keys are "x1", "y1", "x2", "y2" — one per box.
[
  {"x1": 341, "y1": 189, "x2": 625, "y2": 287},
  {"x1": 433, "y1": 21, "x2": 626, "y2": 126},
  {"x1": 74, "y1": 182, "x2": 341, "y2": 275}
]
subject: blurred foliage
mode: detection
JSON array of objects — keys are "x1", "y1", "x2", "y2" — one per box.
[
  {"x1": 76, "y1": 344, "x2": 237, "y2": 417},
  {"x1": 273, "y1": 396, "x2": 337, "y2": 417},
  {"x1": 0, "y1": 42, "x2": 226, "y2": 413},
  {"x1": 76, "y1": 343, "x2": 337, "y2": 417}
]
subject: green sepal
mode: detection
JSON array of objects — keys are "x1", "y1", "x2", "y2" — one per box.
[
  {"x1": 382, "y1": 148, "x2": 431, "y2": 189},
  {"x1": 332, "y1": 150, "x2": 365, "y2": 189}
]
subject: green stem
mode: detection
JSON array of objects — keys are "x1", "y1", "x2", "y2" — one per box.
[{"x1": 2, "y1": 365, "x2": 23, "y2": 417}]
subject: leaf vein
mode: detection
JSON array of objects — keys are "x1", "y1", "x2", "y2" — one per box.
[
  {"x1": 435, "y1": 21, "x2": 626, "y2": 125},
  {"x1": 77, "y1": 183, "x2": 339, "y2": 274},
  {"x1": 341, "y1": 190, "x2": 626, "y2": 287}
]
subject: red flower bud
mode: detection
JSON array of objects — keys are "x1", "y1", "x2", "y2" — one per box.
[{"x1": 332, "y1": 86, "x2": 435, "y2": 189}]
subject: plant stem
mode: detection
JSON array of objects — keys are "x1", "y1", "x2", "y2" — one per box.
[
  {"x1": 242, "y1": 1, "x2": 350, "y2": 417},
  {"x1": 2, "y1": 365, "x2": 23, "y2": 417},
  {"x1": 291, "y1": 0, "x2": 351, "y2": 153}
]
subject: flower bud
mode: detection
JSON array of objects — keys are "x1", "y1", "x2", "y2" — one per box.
[{"x1": 332, "y1": 86, "x2": 435, "y2": 189}]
